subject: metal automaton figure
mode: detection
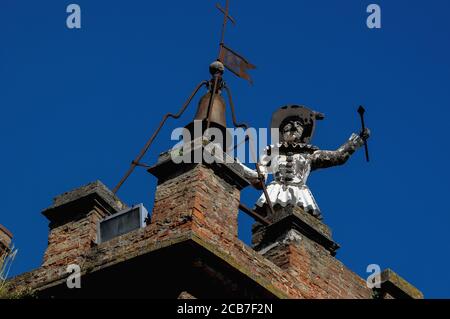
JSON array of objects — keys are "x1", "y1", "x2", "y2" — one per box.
[{"x1": 243, "y1": 105, "x2": 370, "y2": 220}]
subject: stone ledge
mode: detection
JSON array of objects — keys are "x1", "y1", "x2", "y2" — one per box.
[
  {"x1": 148, "y1": 142, "x2": 252, "y2": 190},
  {"x1": 42, "y1": 181, "x2": 126, "y2": 224},
  {"x1": 378, "y1": 269, "x2": 424, "y2": 299},
  {"x1": 253, "y1": 206, "x2": 340, "y2": 256},
  {"x1": 189, "y1": 234, "x2": 290, "y2": 299},
  {"x1": 7, "y1": 226, "x2": 293, "y2": 298}
]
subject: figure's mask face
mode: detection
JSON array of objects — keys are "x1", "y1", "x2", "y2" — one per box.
[{"x1": 281, "y1": 119, "x2": 304, "y2": 143}]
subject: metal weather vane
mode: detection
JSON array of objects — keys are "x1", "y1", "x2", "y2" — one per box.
[
  {"x1": 113, "y1": 0, "x2": 261, "y2": 198},
  {"x1": 215, "y1": 0, "x2": 256, "y2": 84},
  {"x1": 209, "y1": 1, "x2": 274, "y2": 219},
  {"x1": 112, "y1": 1, "x2": 370, "y2": 227},
  {"x1": 216, "y1": 1, "x2": 235, "y2": 45}
]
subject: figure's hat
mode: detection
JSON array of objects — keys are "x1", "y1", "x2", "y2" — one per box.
[{"x1": 271, "y1": 105, "x2": 325, "y2": 143}]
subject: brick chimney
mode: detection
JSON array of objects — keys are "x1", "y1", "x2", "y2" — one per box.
[
  {"x1": 149, "y1": 139, "x2": 250, "y2": 245},
  {"x1": 251, "y1": 206, "x2": 357, "y2": 298},
  {"x1": 0, "y1": 224, "x2": 13, "y2": 257},
  {"x1": 41, "y1": 181, "x2": 126, "y2": 269},
  {"x1": 251, "y1": 206, "x2": 423, "y2": 299}
]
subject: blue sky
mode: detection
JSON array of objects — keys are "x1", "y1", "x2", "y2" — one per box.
[{"x1": 1, "y1": 0, "x2": 449, "y2": 298}]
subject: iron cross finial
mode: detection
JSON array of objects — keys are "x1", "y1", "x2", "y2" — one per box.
[{"x1": 216, "y1": 0, "x2": 236, "y2": 51}]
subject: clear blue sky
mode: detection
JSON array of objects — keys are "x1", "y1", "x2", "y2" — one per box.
[{"x1": 1, "y1": 0, "x2": 449, "y2": 298}]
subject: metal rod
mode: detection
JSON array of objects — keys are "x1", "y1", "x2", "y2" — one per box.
[
  {"x1": 219, "y1": 0, "x2": 230, "y2": 46},
  {"x1": 216, "y1": 3, "x2": 235, "y2": 25},
  {"x1": 112, "y1": 80, "x2": 208, "y2": 194},
  {"x1": 223, "y1": 84, "x2": 248, "y2": 129},
  {"x1": 255, "y1": 163, "x2": 275, "y2": 217},
  {"x1": 358, "y1": 106, "x2": 370, "y2": 162},
  {"x1": 205, "y1": 74, "x2": 220, "y2": 132},
  {"x1": 131, "y1": 160, "x2": 151, "y2": 168},
  {"x1": 226, "y1": 135, "x2": 250, "y2": 153},
  {"x1": 239, "y1": 203, "x2": 270, "y2": 226},
  {"x1": 223, "y1": 83, "x2": 276, "y2": 218}
]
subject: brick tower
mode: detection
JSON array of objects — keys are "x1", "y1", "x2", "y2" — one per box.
[
  {"x1": 6, "y1": 91, "x2": 423, "y2": 299},
  {"x1": 3, "y1": 3, "x2": 423, "y2": 295}
]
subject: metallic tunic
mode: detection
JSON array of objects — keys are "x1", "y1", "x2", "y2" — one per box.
[{"x1": 244, "y1": 133, "x2": 365, "y2": 217}]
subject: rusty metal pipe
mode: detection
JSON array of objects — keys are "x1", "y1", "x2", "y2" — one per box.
[
  {"x1": 223, "y1": 83, "x2": 248, "y2": 129},
  {"x1": 113, "y1": 80, "x2": 208, "y2": 194},
  {"x1": 205, "y1": 74, "x2": 221, "y2": 132},
  {"x1": 239, "y1": 203, "x2": 270, "y2": 226},
  {"x1": 223, "y1": 83, "x2": 276, "y2": 218}
]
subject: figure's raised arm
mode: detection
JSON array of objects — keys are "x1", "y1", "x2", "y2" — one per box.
[{"x1": 310, "y1": 129, "x2": 370, "y2": 171}]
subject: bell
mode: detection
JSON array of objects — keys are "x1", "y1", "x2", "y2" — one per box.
[{"x1": 193, "y1": 92, "x2": 227, "y2": 128}]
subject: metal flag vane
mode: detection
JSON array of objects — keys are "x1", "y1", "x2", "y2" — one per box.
[
  {"x1": 213, "y1": 1, "x2": 272, "y2": 218},
  {"x1": 357, "y1": 106, "x2": 370, "y2": 162},
  {"x1": 215, "y1": 0, "x2": 256, "y2": 84}
]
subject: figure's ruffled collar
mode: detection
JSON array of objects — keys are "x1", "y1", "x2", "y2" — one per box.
[{"x1": 271, "y1": 142, "x2": 319, "y2": 154}]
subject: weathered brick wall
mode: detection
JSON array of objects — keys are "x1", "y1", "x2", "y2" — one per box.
[
  {"x1": 40, "y1": 181, "x2": 124, "y2": 269},
  {"x1": 7, "y1": 167, "x2": 422, "y2": 299},
  {"x1": 198, "y1": 233, "x2": 309, "y2": 298},
  {"x1": 42, "y1": 207, "x2": 106, "y2": 268},
  {"x1": 261, "y1": 233, "x2": 372, "y2": 299},
  {"x1": 8, "y1": 202, "x2": 417, "y2": 299},
  {"x1": 150, "y1": 164, "x2": 318, "y2": 298},
  {"x1": 8, "y1": 222, "x2": 308, "y2": 298},
  {"x1": 29, "y1": 164, "x2": 372, "y2": 298},
  {"x1": 152, "y1": 164, "x2": 241, "y2": 241}
]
